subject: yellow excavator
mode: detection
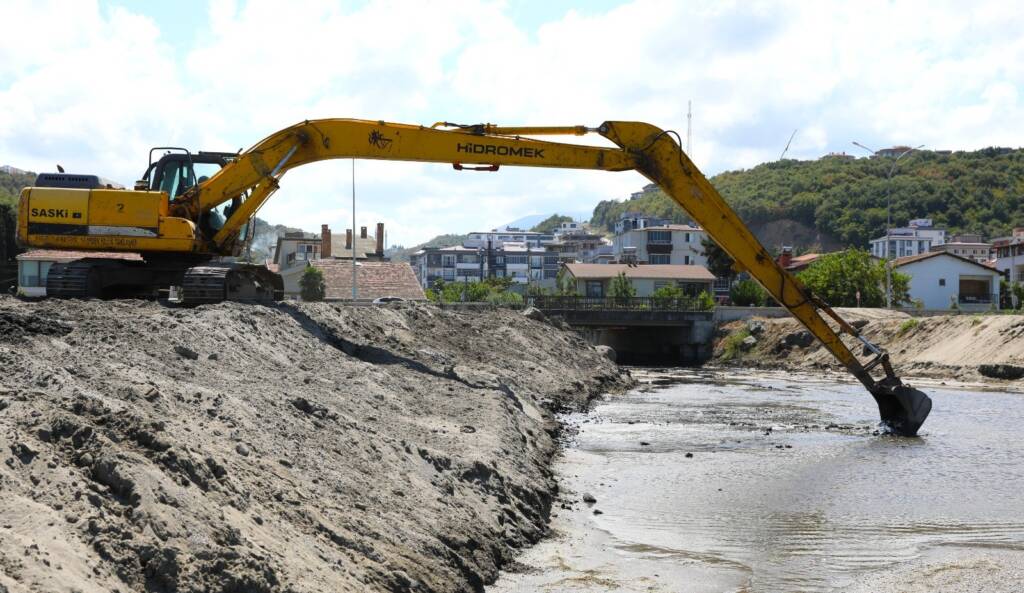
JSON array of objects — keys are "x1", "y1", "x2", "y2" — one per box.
[{"x1": 15, "y1": 118, "x2": 932, "y2": 435}]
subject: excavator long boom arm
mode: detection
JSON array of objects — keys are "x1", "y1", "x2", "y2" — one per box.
[{"x1": 178, "y1": 118, "x2": 931, "y2": 435}]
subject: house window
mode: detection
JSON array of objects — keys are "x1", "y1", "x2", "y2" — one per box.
[
  {"x1": 586, "y1": 281, "x2": 604, "y2": 297},
  {"x1": 684, "y1": 255, "x2": 692, "y2": 265},
  {"x1": 649, "y1": 254, "x2": 671, "y2": 264},
  {"x1": 648, "y1": 230, "x2": 671, "y2": 244},
  {"x1": 939, "y1": 278, "x2": 946, "y2": 286},
  {"x1": 19, "y1": 260, "x2": 42, "y2": 287},
  {"x1": 441, "y1": 255, "x2": 455, "y2": 267},
  {"x1": 654, "y1": 281, "x2": 671, "y2": 291}
]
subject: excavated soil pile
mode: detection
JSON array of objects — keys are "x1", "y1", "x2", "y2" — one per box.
[
  {"x1": 714, "y1": 308, "x2": 1024, "y2": 387},
  {"x1": 0, "y1": 297, "x2": 629, "y2": 593}
]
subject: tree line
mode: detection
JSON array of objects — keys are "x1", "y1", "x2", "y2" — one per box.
[{"x1": 591, "y1": 147, "x2": 1024, "y2": 247}]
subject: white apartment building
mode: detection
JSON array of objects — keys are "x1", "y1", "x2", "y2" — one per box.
[
  {"x1": 612, "y1": 224, "x2": 708, "y2": 266},
  {"x1": 464, "y1": 229, "x2": 553, "y2": 248},
  {"x1": 993, "y1": 227, "x2": 1024, "y2": 284},
  {"x1": 929, "y1": 234, "x2": 991, "y2": 263},
  {"x1": 870, "y1": 218, "x2": 946, "y2": 259}
]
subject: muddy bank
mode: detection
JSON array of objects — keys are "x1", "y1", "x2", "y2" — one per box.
[
  {"x1": 0, "y1": 297, "x2": 630, "y2": 593},
  {"x1": 712, "y1": 308, "x2": 1024, "y2": 388}
]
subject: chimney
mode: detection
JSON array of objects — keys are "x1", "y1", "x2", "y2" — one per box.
[
  {"x1": 345, "y1": 229, "x2": 352, "y2": 250},
  {"x1": 321, "y1": 224, "x2": 331, "y2": 259},
  {"x1": 376, "y1": 222, "x2": 384, "y2": 256},
  {"x1": 777, "y1": 246, "x2": 793, "y2": 269},
  {"x1": 360, "y1": 226, "x2": 367, "y2": 239}
]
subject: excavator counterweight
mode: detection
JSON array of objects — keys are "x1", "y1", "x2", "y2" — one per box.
[{"x1": 16, "y1": 117, "x2": 932, "y2": 434}]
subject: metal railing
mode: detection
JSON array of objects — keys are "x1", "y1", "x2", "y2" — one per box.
[
  {"x1": 959, "y1": 293, "x2": 996, "y2": 304},
  {"x1": 528, "y1": 295, "x2": 712, "y2": 312}
]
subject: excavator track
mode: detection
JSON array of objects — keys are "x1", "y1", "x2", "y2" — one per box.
[
  {"x1": 45, "y1": 261, "x2": 96, "y2": 298},
  {"x1": 180, "y1": 264, "x2": 283, "y2": 305}
]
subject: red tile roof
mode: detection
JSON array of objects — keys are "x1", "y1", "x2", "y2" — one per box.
[{"x1": 313, "y1": 260, "x2": 426, "y2": 300}]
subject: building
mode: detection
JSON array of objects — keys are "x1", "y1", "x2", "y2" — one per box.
[
  {"x1": 893, "y1": 251, "x2": 1001, "y2": 311},
  {"x1": 541, "y1": 227, "x2": 605, "y2": 282},
  {"x1": 276, "y1": 223, "x2": 388, "y2": 298},
  {"x1": 991, "y1": 228, "x2": 1024, "y2": 283},
  {"x1": 628, "y1": 183, "x2": 661, "y2": 201},
  {"x1": 561, "y1": 263, "x2": 715, "y2": 298},
  {"x1": 613, "y1": 224, "x2": 707, "y2": 266},
  {"x1": 312, "y1": 259, "x2": 425, "y2": 301},
  {"x1": 15, "y1": 250, "x2": 143, "y2": 297},
  {"x1": 869, "y1": 218, "x2": 946, "y2": 259},
  {"x1": 409, "y1": 241, "x2": 547, "y2": 288},
  {"x1": 0, "y1": 165, "x2": 27, "y2": 175},
  {"x1": 613, "y1": 212, "x2": 670, "y2": 235},
  {"x1": 929, "y1": 233, "x2": 992, "y2": 263},
  {"x1": 776, "y1": 247, "x2": 823, "y2": 272},
  {"x1": 463, "y1": 229, "x2": 552, "y2": 248},
  {"x1": 875, "y1": 146, "x2": 914, "y2": 158}
]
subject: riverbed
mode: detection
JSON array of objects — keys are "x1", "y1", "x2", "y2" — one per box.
[{"x1": 489, "y1": 368, "x2": 1024, "y2": 593}]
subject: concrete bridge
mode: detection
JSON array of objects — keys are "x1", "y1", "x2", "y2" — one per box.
[{"x1": 528, "y1": 296, "x2": 716, "y2": 364}]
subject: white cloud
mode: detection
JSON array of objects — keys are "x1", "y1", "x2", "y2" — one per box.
[{"x1": 1, "y1": 0, "x2": 1022, "y2": 246}]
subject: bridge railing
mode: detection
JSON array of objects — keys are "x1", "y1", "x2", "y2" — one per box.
[{"x1": 527, "y1": 295, "x2": 713, "y2": 312}]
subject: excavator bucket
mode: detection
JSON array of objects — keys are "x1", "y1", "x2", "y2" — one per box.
[{"x1": 869, "y1": 384, "x2": 932, "y2": 436}]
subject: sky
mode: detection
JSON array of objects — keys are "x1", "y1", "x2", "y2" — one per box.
[{"x1": 1, "y1": 0, "x2": 1022, "y2": 247}]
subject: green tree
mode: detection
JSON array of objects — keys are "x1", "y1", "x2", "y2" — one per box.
[
  {"x1": 796, "y1": 248, "x2": 910, "y2": 307},
  {"x1": 530, "y1": 214, "x2": 574, "y2": 234},
  {"x1": 555, "y1": 267, "x2": 577, "y2": 296},
  {"x1": 729, "y1": 279, "x2": 767, "y2": 306},
  {"x1": 608, "y1": 272, "x2": 636, "y2": 299},
  {"x1": 651, "y1": 284, "x2": 686, "y2": 306},
  {"x1": 696, "y1": 290, "x2": 715, "y2": 311},
  {"x1": 299, "y1": 265, "x2": 326, "y2": 301},
  {"x1": 1012, "y1": 282, "x2": 1024, "y2": 310},
  {"x1": 700, "y1": 235, "x2": 735, "y2": 279}
]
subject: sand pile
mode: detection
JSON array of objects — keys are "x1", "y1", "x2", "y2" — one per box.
[
  {"x1": 0, "y1": 297, "x2": 629, "y2": 592},
  {"x1": 714, "y1": 308, "x2": 1024, "y2": 387}
]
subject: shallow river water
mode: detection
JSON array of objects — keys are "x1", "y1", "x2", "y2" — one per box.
[{"x1": 489, "y1": 368, "x2": 1024, "y2": 593}]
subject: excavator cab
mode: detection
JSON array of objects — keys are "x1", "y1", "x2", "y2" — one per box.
[{"x1": 139, "y1": 149, "x2": 242, "y2": 237}]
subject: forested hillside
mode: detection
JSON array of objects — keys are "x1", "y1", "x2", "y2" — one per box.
[
  {"x1": 591, "y1": 147, "x2": 1024, "y2": 249},
  {"x1": 386, "y1": 233, "x2": 469, "y2": 262},
  {"x1": 1, "y1": 168, "x2": 37, "y2": 269}
]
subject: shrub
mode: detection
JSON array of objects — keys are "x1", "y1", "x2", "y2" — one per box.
[
  {"x1": 720, "y1": 328, "x2": 751, "y2": 361},
  {"x1": 897, "y1": 318, "x2": 920, "y2": 335},
  {"x1": 299, "y1": 265, "x2": 325, "y2": 301},
  {"x1": 730, "y1": 279, "x2": 767, "y2": 306},
  {"x1": 696, "y1": 290, "x2": 715, "y2": 311}
]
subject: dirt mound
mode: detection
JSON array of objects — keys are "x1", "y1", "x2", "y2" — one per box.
[
  {"x1": 0, "y1": 297, "x2": 629, "y2": 593},
  {"x1": 0, "y1": 309, "x2": 72, "y2": 342},
  {"x1": 713, "y1": 308, "x2": 1024, "y2": 387}
]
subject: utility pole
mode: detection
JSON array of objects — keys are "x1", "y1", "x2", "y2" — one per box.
[
  {"x1": 686, "y1": 100, "x2": 692, "y2": 155},
  {"x1": 351, "y1": 158, "x2": 357, "y2": 300},
  {"x1": 851, "y1": 142, "x2": 924, "y2": 307}
]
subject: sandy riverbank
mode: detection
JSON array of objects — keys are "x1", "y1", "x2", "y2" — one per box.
[
  {"x1": 0, "y1": 297, "x2": 631, "y2": 592},
  {"x1": 712, "y1": 308, "x2": 1024, "y2": 389}
]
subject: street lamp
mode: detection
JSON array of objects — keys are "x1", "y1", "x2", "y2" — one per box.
[{"x1": 851, "y1": 142, "x2": 924, "y2": 307}]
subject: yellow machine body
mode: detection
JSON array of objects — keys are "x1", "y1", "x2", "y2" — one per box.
[{"x1": 18, "y1": 187, "x2": 197, "y2": 252}]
